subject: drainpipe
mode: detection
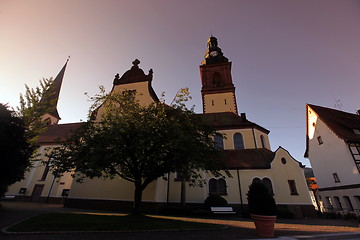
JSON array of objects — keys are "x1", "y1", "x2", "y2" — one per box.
[
  {"x1": 167, "y1": 172, "x2": 170, "y2": 204},
  {"x1": 237, "y1": 169, "x2": 244, "y2": 212},
  {"x1": 46, "y1": 175, "x2": 56, "y2": 203}
]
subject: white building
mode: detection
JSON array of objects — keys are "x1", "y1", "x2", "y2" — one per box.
[{"x1": 305, "y1": 104, "x2": 360, "y2": 216}]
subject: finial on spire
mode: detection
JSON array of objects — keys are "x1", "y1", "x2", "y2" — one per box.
[
  {"x1": 67, "y1": 56, "x2": 71, "y2": 63},
  {"x1": 132, "y1": 59, "x2": 140, "y2": 67}
]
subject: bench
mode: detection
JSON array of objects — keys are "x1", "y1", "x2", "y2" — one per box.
[
  {"x1": 210, "y1": 207, "x2": 236, "y2": 214},
  {"x1": 1, "y1": 195, "x2": 16, "y2": 200}
]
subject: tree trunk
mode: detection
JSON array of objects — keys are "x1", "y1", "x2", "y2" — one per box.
[{"x1": 133, "y1": 184, "x2": 143, "y2": 215}]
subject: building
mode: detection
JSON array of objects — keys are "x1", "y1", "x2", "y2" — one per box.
[
  {"x1": 305, "y1": 104, "x2": 360, "y2": 216},
  {"x1": 7, "y1": 37, "x2": 315, "y2": 217}
]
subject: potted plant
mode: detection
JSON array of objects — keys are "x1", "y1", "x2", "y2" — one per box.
[{"x1": 247, "y1": 181, "x2": 277, "y2": 238}]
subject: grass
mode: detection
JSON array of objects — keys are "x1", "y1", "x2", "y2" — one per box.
[{"x1": 6, "y1": 212, "x2": 222, "y2": 232}]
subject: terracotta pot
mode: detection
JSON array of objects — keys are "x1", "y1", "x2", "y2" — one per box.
[{"x1": 250, "y1": 214, "x2": 276, "y2": 238}]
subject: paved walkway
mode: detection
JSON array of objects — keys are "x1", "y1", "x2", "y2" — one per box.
[{"x1": 0, "y1": 201, "x2": 359, "y2": 240}]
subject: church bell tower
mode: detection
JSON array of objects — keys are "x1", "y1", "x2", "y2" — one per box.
[{"x1": 200, "y1": 36, "x2": 238, "y2": 114}]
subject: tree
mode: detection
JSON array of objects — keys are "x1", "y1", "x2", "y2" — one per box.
[
  {"x1": 48, "y1": 89, "x2": 228, "y2": 214},
  {"x1": 0, "y1": 78, "x2": 56, "y2": 197},
  {"x1": 17, "y1": 78, "x2": 56, "y2": 147},
  {"x1": 0, "y1": 104, "x2": 33, "y2": 196}
]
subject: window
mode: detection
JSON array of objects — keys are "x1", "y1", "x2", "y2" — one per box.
[
  {"x1": 317, "y1": 136, "x2": 323, "y2": 145},
  {"x1": 218, "y1": 178, "x2": 227, "y2": 195},
  {"x1": 354, "y1": 196, "x2": 360, "y2": 210},
  {"x1": 325, "y1": 197, "x2": 333, "y2": 210},
  {"x1": 333, "y1": 196, "x2": 343, "y2": 210},
  {"x1": 19, "y1": 188, "x2": 27, "y2": 194},
  {"x1": 214, "y1": 135, "x2": 224, "y2": 149},
  {"x1": 212, "y1": 72, "x2": 221, "y2": 87},
  {"x1": 262, "y1": 178, "x2": 274, "y2": 195},
  {"x1": 252, "y1": 177, "x2": 261, "y2": 184},
  {"x1": 252, "y1": 177, "x2": 274, "y2": 195},
  {"x1": 208, "y1": 178, "x2": 227, "y2": 195},
  {"x1": 281, "y1": 157, "x2": 287, "y2": 164},
  {"x1": 343, "y1": 196, "x2": 354, "y2": 211},
  {"x1": 333, "y1": 173, "x2": 340, "y2": 182},
  {"x1": 209, "y1": 178, "x2": 217, "y2": 193},
  {"x1": 224, "y1": 99, "x2": 227, "y2": 105},
  {"x1": 288, "y1": 180, "x2": 298, "y2": 195},
  {"x1": 348, "y1": 143, "x2": 360, "y2": 172},
  {"x1": 61, "y1": 189, "x2": 70, "y2": 197},
  {"x1": 260, "y1": 135, "x2": 266, "y2": 148},
  {"x1": 233, "y1": 133, "x2": 244, "y2": 149}
]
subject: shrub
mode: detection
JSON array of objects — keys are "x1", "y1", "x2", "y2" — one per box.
[
  {"x1": 247, "y1": 181, "x2": 277, "y2": 216},
  {"x1": 204, "y1": 194, "x2": 228, "y2": 209}
]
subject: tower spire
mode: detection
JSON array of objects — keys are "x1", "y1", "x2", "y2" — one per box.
[{"x1": 41, "y1": 60, "x2": 68, "y2": 124}]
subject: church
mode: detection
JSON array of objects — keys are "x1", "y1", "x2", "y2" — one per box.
[{"x1": 6, "y1": 36, "x2": 315, "y2": 217}]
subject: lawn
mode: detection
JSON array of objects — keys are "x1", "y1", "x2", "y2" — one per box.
[{"x1": 6, "y1": 212, "x2": 222, "y2": 232}]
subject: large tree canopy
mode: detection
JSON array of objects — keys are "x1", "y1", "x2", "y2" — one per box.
[
  {"x1": 49, "y1": 89, "x2": 228, "y2": 214},
  {"x1": 0, "y1": 104, "x2": 33, "y2": 196},
  {"x1": 1, "y1": 78, "x2": 56, "y2": 196}
]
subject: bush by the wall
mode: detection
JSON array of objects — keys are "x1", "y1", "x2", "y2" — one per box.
[{"x1": 204, "y1": 194, "x2": 228, "y2": 209}]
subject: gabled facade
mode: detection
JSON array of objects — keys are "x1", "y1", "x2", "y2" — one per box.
[
  {"x1": 305, "y1": 104, "x2": 360, "y2": 216},
  {"x1": 7, "y1": 37, "x2": 315, "y2": 217}
]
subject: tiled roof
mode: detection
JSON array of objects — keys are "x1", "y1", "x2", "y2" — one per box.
[
  {"x1": 308, "y1": 104, "x2": 360, "y2": 143},
  {"x1": 38, "y1": 122, "x2": 83, "y2": 144},
  {"x1": 198, "y1": 112, "x2": 270, "y2": 133},
  {"x1": 223, "y1": 148, "x2": 275, "y2": 169}
]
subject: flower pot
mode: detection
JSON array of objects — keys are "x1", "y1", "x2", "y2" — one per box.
[{"x1": 250, "y1": 214, "x2": 276, "y2": 238}]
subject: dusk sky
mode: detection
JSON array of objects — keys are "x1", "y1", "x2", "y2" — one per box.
[{"x1": 1, "y1": 0, "x2": 360, "y2": 167}]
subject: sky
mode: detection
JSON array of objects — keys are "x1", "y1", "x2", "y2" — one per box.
[{"x1": 1, "y1": 0, "x2": 360, "y2": 167}]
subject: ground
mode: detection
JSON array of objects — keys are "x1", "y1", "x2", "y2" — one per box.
[{"x1": 0, "y1": 201, "x2": 359, "y2": 239}]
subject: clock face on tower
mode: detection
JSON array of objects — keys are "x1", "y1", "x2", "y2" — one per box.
[{"x1": 210, "y1": 51, "x2": 218, "y2": 57}]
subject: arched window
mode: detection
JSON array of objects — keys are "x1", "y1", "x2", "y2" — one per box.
[
  {"x1": 214, "y1": 135, "x2": 224, "y2": 149},
  {"x1": 252, "y1": 177, "x2": 261, "y2": 184},
  {"x1": 260, "y1": 135, "x2": 266, "y2": 148},
  {"x1": 233, "y1": 133, "x2": 244, "y2": 149},
  {"x1": 262, "y1": 177, "x2": 274, "y2": 195},
  {"x1": 218, "y1": 178, "x2": 227, "y2": 195},
  {"x1": 209, "y1": 178, "x2": 217, "y2": 194},
  {"x1": 208, "y1": 178, "x2": 227, "y2": 195}
]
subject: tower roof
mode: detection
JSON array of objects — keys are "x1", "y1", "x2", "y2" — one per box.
[
  {"x1": 41, "y1": 60, "x2": 68, "y2": 120},
  {"x1": 202, "y1": 35, "x2": 229, "y2": 65}
]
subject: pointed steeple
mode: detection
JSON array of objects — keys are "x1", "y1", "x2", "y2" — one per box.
[{"x1": 41, "y1": 59, "x2": 68, "y2": 124}]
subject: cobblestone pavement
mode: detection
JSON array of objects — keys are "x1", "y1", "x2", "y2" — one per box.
[{"x1": 0, "y1": 201, "x2": 359, "y2": 240}]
